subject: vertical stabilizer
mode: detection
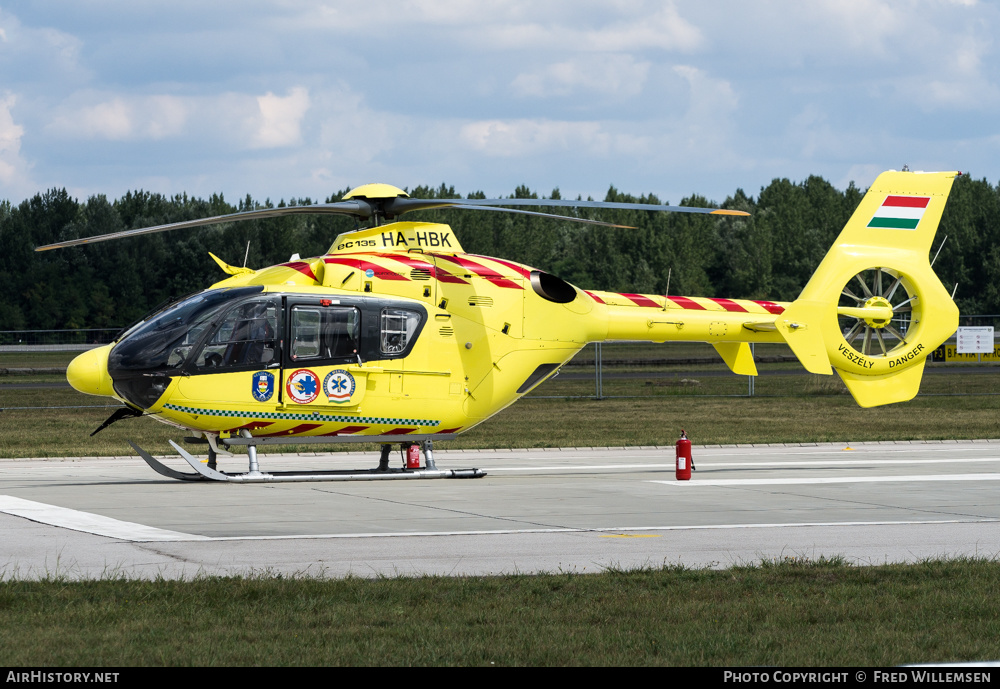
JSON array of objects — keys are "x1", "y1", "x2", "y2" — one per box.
[{"x1": 779, "y1": 170, "x2": 960, "y2": 407}]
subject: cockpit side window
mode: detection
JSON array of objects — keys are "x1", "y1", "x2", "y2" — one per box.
[
  {"x1": 194, "y1": 299, "x2": 279, "y2": 371},
  {"x1": 290, "y1": 305, "x2": 360, "y2": 363}
]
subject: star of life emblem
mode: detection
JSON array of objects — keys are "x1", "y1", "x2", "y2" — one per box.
[
  {"x1": 286, "y1": 369, "x2": 319, "y2": 404},
  {"x1": 324, "y1": 369, "x2": 356, "y2": 404}
]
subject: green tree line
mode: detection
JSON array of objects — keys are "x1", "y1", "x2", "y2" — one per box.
[{"x1": 1, "y1": 174, "x2": 998, "y2": 332}]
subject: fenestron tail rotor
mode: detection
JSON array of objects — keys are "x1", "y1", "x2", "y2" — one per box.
[{"x1": 836, "y1": 267, "x2": 915, "y2": 358}]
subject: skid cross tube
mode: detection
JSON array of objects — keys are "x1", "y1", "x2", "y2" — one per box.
[{"x1": 128, "y1": 435, "x2": 483, "y2": 483}]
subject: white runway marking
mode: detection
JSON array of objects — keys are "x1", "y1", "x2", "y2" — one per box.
[
  {"x1": 0, "y1": 495, "x2": 210, "y2": 542},
  {"x1": 653, "y1": 473, "x2": 1000, "y2": 487},
  {"x1": 202, "y1": 518, "x2": 1000, "y2": 541},
  {"x1": 486, "y1": 457, "x2": 1000, "y2": 472},
  {"x1": 3, "y1": 494, "x2": 997, "y2": 542}
]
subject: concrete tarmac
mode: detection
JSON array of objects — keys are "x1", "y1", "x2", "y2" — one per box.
[{"x1": 2, "y1": 440, "x2": 999, "y2": 579}]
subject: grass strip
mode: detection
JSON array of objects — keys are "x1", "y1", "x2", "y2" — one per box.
[
  {"x1": 1, "y1": 376, "x2": 998, "y2": 458},
  {"x1": 1, "y1": 558, "x2": 999, "y2": 666}
]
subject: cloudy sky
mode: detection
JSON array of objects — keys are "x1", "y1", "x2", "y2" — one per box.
[{"x1": 1, "y1": 0, "x2": 998, "y2": 208}]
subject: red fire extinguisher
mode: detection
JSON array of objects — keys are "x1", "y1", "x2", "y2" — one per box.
[
  {"x1": 676, "y1": 430, "x2": 693, "y2": 481},
  {"x1": 405, "y1": 443, "x2": 421, "y2": 469}
]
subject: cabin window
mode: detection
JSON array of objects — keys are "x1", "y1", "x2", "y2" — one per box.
[
  {"x1": 194, "y1": 299, "x2": 279, "y2": 370},
  {"x1": 290, "y1": 305, "x2": 360, "y2": 362},
  {"x1": 380, "y1": 308, "x2": 420, "y2": 355}
]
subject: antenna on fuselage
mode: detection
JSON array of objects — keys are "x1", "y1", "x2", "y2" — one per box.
[{"x1": 663, "y1": 268, "x2": 672, "y2": 311}]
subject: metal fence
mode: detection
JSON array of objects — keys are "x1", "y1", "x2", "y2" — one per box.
[
  {"x1": 0, "y1": 328, "x2": 122, "y2": 350},
  {"x1": 530, "y1": 315, "x2": 999, "y2": 400}
]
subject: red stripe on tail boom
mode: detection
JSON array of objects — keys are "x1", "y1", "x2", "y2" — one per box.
[
  {"x1": 709, "y1": 298, "x2": 748, "y2": 313},
  {"x1": 668, "y1": 296, "x2": 707, "y2": 310},
  {"x1": 619, "y1": 293, "x2": 661, "y2": 308},
  {"x1": 752, "y1": 300, "x2": 785, "y2": 315}
]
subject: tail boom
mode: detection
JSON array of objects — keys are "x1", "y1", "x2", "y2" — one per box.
[
  {"x1": 583, "y1": 170, "x2": 960, "y2": 407},
  {"x1": 592, "y1": 293, "x2": 790, "y2": 375}
]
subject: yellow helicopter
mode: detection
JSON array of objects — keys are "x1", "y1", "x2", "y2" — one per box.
[{"x1": 37, "y1": 169, "x2": 961, "y2": 482}]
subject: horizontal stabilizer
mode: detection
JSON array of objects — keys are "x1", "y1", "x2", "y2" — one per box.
[{"x1": 713, "y1": 342, "x2": 758, "y2": 376}]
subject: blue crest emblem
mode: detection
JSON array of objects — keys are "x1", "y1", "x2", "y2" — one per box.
[
  {"x1": 324, "y1": 369, "x2": 356, "y2": 404},
  {"x1": 252, "y1": 371, "x2": 274, "y2": 402}
]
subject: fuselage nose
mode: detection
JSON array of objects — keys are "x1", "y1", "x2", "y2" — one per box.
[{"x1": 67, "y1": 344, "x2": 115, "y2": 397}]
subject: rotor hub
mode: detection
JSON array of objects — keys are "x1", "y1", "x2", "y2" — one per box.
[{"x1": 862, "y1": 296, "x2": 893, "y2": 328}]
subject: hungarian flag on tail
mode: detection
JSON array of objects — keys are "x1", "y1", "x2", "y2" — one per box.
[{"x1": 867, "y1": 195, "x2": 930, "y2": 230}]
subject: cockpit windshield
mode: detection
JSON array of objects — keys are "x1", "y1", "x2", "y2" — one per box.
[{"x1": 109, "y1": 287, "x2": 264, "y2": 373}]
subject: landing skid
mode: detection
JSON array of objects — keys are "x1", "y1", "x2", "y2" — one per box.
[{"x1": 128, "y1": 435, "x2": 486, "y2": 483}]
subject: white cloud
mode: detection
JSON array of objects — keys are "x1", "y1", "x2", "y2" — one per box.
[
  {"x1": 917, "y1": 36, "x2": 1000, "y2": 110},
  {"x1": 47, "y1": 94, "x2": 189, "y2": 141},
  {"x1": 6, "y1": 1, "x2": 1000, "y2": 209},
  {"x1": 511, "y1": 54, "x2": 651, "y2": 98},
  {"x1": 316, "y1": 86, "x2": 404, "y2": 161},
  {"x1": 45, "y1": 88, "x2": 314, "y2": 149},
  {"x1": 838, "y1": 164, "x2": 884, "y2": 191},
  {"x1": 251, "y1": 87, "x2": 311, "y2": 149},
  {"x1": 282, "y1": 1, "x2": 703, "y2": 53},
  {"x1": 809, "y1": 0, "x2": 900, "y2": 53},
  {"x1": 475, "y1": 3, "x2": 703, "y2": 53},
  {"x1": 460, "y1": 119, "x2": 610, "y2": 158},
  {"x1": 0, "y1": 93, "x2": 33, "y2": 196},
  {"x1": 76, "y1": 98, "x2": 132, "y2": 139},
  {"x1": 672, "y1": 65, "x2": 738, "y2": 127},
  {"x1": 0, "y1": 8, "x2": 90, "y2": 86}
]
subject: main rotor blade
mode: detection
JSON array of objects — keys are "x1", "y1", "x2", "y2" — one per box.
[
  {"x1": 387, "y1": 196, "x2": 749, "y2": 217},
  {"x1": 35, "y1": 200, "x2": 369, "y2": 251},
  {"x1": 443, "y1": 204, "x2": 635, "y2": 228},
  {"x1": 35, "y1": 189, "x2": 747, "y2": 252}
]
